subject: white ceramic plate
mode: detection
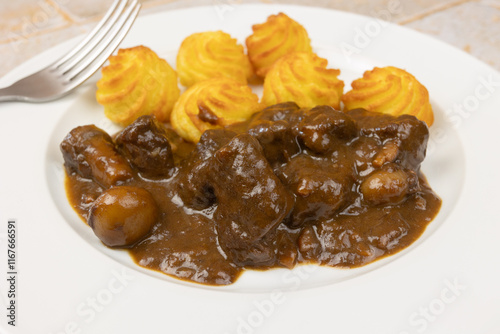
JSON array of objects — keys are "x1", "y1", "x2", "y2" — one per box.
[{"x1": 1, "y1": 4, "x2": 500, "y2": 334}]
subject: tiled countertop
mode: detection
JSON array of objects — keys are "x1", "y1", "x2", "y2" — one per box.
[{"x1": 1, "y1": 0, "x2": 499, "y2": 78}]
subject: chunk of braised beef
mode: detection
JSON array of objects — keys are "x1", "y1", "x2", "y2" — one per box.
[
  {"x1": 298, "y1": 106, "x2": 357, "y2": 154},
  {"x1": 161, "y1": 124, "x2": 194, "y2": 163},
  {"x1": 367, "y1": 211, "x2": 410, "y2": 250},
  {"x1": 228, "y1": 232, "x2": 278, "y2": 267},
  {"x1": 351, "y1": 136, "x2": 380, "y2": 177},
  {"x1": 229, "y1": 227, "x2": 300, "y2": 268},
  {"x1": 347, "y1": 108, "x2": 429, "y2": 170},
  {"x1": 276, "y1": 229, "x2": 299, "y2": 269},
  {"x1": 176, "y1": 129, "x2": 237, "y2": 210},
  {"x1": 133, "y1": 209, "x2": 240, "y2": 285},
  {"x1": 315, "y1": 222, "x2": 375, "y2": 266},
  {"x1": 246, "y1": 102, "x2": 305, "y2": 165},
  {"x1": 211, "y1": 134, "x2": 294, "y2": 265},
  {"x1": 115, "y1": 115, "x2": 175, "y2": 178},
  {"x1": 250, "y1": 101, "x2": 302, "y2": 123},
  {"x1": 277, "y1": 154, "x2": 354, "y2": 228},
  {"x1": 229, "y1": 228, "x2": 299, "y2": 268},
  {"x1": 297, "y1": 226, "x2": 322, "y2": 260},
  {"x1": 183, "y1": 129, "x2": 237, "y2": 168},
  {"x1": 60, "y1": 125, "x2": 133, "y2": 188}
]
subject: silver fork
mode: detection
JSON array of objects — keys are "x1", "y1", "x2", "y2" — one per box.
[{"x1": 0, "y1": 0, "x2": 141, "y2": 103}]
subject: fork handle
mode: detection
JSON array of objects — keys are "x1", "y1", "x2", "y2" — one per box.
[{"x1": 0, "y1": 84, "x2": 23, "y2": 102}]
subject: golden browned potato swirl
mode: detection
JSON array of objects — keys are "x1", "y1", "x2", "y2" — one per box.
[
  {"x1": 170, "y1": 77, "x2": 262, "y2": 143},
  {"x1": 246, "y1": 13, "x2": 312, "y2": 78},
  {"x1": 176, "y1": 31, "x2": 254, "y2": 87},
  {"x1": 342, "y1": 66, "x2": 434, "y2": 126},
  {"x1": 96, "y1": 46, "x2": 180, "y2": 126},
  {"x1": 262, "y1": 52, "x2": 344, "y2": 109}
]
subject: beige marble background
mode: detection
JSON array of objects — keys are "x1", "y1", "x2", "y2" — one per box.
[{"x1": 1, "y1": 0, "x2": 499, "y2": 78}]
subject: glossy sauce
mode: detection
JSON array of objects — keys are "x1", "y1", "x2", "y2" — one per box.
[{"x1": 64, "y1": 103, "x2": 441, "y2": 285}]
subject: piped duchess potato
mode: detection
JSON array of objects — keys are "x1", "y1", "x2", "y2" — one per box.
[
  {"x1": 343, "y1": 66, "x2": 434, "y2": 126},
  {"x1": 262, "y1": 52, "x2": 344, "y2": 109},
  {"x1": 96, "y1": 14, "x2": 435, "y2": 130},
  {"x1": 176, "y1": 31, "x2": 254, "y2": 87},
  {"x1": 246, "y1": 12, "x2": 313, "y2": 77},
  {"x1": 96, "y1": 46, "x2": 180, "y2": 126},
  {"x1": 170, "y1": 77, "x2": 262, "y2": 143}
]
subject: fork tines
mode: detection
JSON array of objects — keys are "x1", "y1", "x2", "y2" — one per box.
[{"x1": 53, "y1": 0, "x2": 141, "y2": 85}]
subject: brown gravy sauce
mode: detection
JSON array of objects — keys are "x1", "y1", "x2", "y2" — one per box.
[{"x1": 63, "y1": 104, "x2": 441, "y2": 286}]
